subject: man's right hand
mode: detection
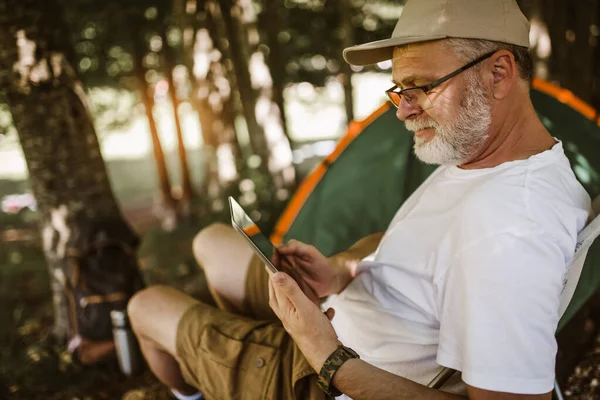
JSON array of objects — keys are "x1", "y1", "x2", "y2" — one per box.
[{"x1": 273, "y1": 240, "x2": 352, "y2": 298}]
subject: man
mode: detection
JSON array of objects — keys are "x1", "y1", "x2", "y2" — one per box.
[{"x1": 128, "y1": 0, "x2": 592, "y2": 399}]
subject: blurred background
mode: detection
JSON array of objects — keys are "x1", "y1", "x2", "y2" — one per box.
[{"x1": 1, "y1": 0, "x2": 600, "y2": 399}]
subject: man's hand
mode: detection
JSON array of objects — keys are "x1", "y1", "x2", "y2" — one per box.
[
  {"x1": 268, "y1": 271, "x2": 340, "y2": 372},
  {"x1": 273, "y1": 240, "x2": 352, "y2": 298}
]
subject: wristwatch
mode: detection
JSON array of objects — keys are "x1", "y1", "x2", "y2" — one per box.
[{"x1": 317, "y1": 344, "x2": 360, "y2": 397}]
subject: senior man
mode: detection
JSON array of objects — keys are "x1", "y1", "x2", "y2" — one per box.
[{"x1": 128, "y1": 0, "x2": 592, "y2": 399}]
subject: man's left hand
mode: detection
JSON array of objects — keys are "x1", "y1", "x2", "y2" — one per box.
[{"x1": 268, "y1": 271, "x2": 340, "y2": 372}]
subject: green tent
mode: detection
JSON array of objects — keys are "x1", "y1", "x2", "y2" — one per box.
[{"x1": 271, "y1": 79, "x2": 600, "y2": 331}]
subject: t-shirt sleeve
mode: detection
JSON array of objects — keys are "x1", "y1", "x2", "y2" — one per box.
[{"x1": 436, "y1": 231, "x2": 566, "y2": 394}]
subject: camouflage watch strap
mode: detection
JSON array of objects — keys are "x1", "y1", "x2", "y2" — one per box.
[{"x1": 317, "y1": 345, "x2": 360, "y2": 397}]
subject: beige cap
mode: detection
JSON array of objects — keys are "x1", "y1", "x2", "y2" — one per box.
[{"x1": 343, "y1": 0, "x2": 530, "y2": 66}]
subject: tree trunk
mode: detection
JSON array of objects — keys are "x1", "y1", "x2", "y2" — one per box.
[
  {"x1": 161, "y1": 28, "x2": 195, "y2": 207},
  {"x1": 132, "y1": 35, "x2": 177, "y2": 215},
  {"x1": 173, "y1": 0, "x2": 244, "y2": 214},
  {"x1": 214, "y1": 0, "x2": 296, "y2": 194},
  {"x1": 192, "y1": 2, "x2": 247, "y2": 212},
  {"x1": 0, "y1": 0, "x2": 139, "y2": 342},
  {"x1": 339, "y1": 0, "x2": 355, "y2": 123},
  {"x1": 263, "y1": 0, "x2": 290, "y2": 139},
  {"x1": 126, "y1": 7, "x2": 178, "y2": 226},
  {"x1": 540, "y1": 0, "x2": 599, "y2": 103},
  {"x1": 595, "y1": 2, "x2": 600, "y2": 111}
]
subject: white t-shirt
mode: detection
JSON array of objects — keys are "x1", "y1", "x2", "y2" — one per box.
[{"x1": 327, "y1": 141, "x2": 591, "y2": 397}]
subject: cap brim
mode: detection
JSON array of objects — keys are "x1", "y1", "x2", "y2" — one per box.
[{"x1": 343, "y1": 35, "x2": 448, "y2": 66}]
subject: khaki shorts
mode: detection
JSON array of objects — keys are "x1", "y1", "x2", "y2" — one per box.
[{"x1": 175, "y1": 255, "x2": 328, "y2": 400}]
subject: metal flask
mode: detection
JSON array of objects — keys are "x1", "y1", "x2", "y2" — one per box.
[{"x1": 110, "y1": 309, "x2": 143, "y2": 376}]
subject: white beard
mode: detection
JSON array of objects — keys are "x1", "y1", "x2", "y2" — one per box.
[{"x1": 405, "y1": 72, "x2": 492, "y2": 166}]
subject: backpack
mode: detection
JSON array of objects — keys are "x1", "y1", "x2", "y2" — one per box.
[{"x1": 63, "y1": 218, "x2": 145, "y2": 363}]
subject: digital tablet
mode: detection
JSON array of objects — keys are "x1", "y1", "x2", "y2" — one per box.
[{"x1": 229, "y1": 196, "x2": 280, "y2": 274}]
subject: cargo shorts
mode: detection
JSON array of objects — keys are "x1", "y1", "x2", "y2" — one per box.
[{"x1": 174, "y1": 255, "x2": 328, "y2": 400}]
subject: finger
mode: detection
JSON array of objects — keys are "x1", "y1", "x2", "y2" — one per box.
[
  {"x1": 264, "y1": 265, "x2": 274, "y2": 277},
  {"x1": 268, "y1": 276, "x2": 279, "y2": 310},
  {"x1": 271, "y1": 250, "x2": 280, "y2": 266},
  {"x1": 273, "y1": 248, "x2": 298, "y2": 270},
  {"x1": 272, "y1": 279, "x2": 295, "y2": 315},
  {"x1": 272, "y1": 272, "x2": 313, "y2": 311},
  {"x1": 324, "y1": 307, "x2": 335, "y2": 321},
  {"x1": 279, "y1": 253, "x2": 294, "y2": 269},
  {"x1": 276, "y1": 240, "x2": 312, "y2": 258}
]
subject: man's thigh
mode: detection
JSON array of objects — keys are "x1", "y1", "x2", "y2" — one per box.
[
  {"x1": 193, "y1": 223, "x2": 254, "y2": 311},
  {"x1": 192, "y1": 223, "x2": 276, "y2": 320},
  {"x1": 176, "y1": 300, "x2": 326, "y2": 400},
  {"x1": 242, "y1": 253, "x2": 278, "y2": 320}
]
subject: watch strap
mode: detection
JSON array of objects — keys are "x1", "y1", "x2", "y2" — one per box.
[{"x1": 317, "y1": 345, "x2": 360, "y2": 397}]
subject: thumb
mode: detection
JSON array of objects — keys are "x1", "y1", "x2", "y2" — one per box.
[{"x1": 273, "y1": 272, "x2": 311, "y2": 310}]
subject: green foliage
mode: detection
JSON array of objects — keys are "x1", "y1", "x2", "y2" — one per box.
[
  {"x1": 57, "y1": 0, "x2": 403, "y2": 91},
  {"x1": 256, "y1": 0, "x2": 403, "y2": 87},
  {"x1": 60, "y1": 0, "x2": 139, "y2": 88}
]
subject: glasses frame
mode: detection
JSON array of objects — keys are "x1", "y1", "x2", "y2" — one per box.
[{"x1": 385, "y1": 50, "x2": 497, "y2": 109}]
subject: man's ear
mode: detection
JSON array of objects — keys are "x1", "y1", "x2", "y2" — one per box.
[{"x1": 490, "y1": 50, "x2": 518, "y2": 100}]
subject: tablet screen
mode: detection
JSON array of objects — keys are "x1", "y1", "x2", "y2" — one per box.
[{"x1": 229, "y1": 197, "x2": 278, "y2": 272}]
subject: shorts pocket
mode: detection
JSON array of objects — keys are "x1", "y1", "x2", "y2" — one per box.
[{"x1": 198, "y1": 325, "x2": 280, "y2": 400}]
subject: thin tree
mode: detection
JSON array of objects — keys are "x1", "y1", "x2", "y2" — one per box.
[
  {"x1": 214, "y1": 0, "x2": 296, "y2": 194},
  {"x1": 263, "y1": 0, "x2": 290, "y2": 138},
  {"x1": 195, "y1": 2, "x2": 247, "y2": 210},
  {"x1": 172, "y1": 0, "x2": 245, "y2": 213},
  {"x1": 161, "y1": 24, "x2": 195, "y2": 206},
  {"x1": 132, "y1": 30, "x2": 177, "y2": 215},
  {"x1": 339, "y1": 0, "x2": 355, "y2": 123}
]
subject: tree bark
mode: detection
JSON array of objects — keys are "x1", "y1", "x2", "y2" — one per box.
[
  {"x1": 161, "y1": 28, "x2": 195, "y2": 207},
  {"x1": 0, "y1": 0, "x2": 139, "y2": 342},
  {"x1": 193, "y1": 2, "x2": 247, "y2": 211},
  {"x1": 539, "y1": 0, "x2": 599, "y2": 103},
  {"x1": 173, "y1": 0, "x2": 244, "y2": 214},
  {"x1": 124, "y1": 6, "x2": 178, "y2": 225},
  {"x1": 263, "y1": 0, "x2": 291, "y2": 139},
  {"x1": 339, "y1": 0, "x2": 355, "y2": 123},
  {"x1": 592, "y1": 0, "x2": 600, "y2": 111},
  {"x1": 214, "y1": 0, "x2": 296, "y2": 193},
  {"x1": 134, "y1": 43, "x2": 176, "y2": 211}
]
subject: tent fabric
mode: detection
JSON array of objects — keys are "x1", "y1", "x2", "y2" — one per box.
[{"x1": 271, "y1": 78, "x2": 600, "y2": 331}]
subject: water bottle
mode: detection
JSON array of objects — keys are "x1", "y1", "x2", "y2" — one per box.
[{"x1": 111, "y1": 309, "x2": 142, "y2": 376}]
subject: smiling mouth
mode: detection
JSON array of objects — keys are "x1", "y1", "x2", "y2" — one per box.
[{"x1": 414, "y1": 127, "x2": 435, "y2": 137}]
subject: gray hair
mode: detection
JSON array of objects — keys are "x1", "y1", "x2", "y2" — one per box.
[{"x1": 444, "y1": 38, "x2": 533, "y2": 85}]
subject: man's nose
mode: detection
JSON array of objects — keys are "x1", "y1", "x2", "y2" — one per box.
[{"x1": 395, "y1": 97, "x2": 423, "y2": 121}]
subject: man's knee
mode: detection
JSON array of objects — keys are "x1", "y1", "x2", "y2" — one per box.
[
  {"x1": 128, "y1": 285, "x2": 197, "y2": 355},
  {"x1": 192, "y1": 223, "x2": 231, "y2": 270},
  {"x1": 128, "y1": 284, "x2": 173, "y2": 335}
]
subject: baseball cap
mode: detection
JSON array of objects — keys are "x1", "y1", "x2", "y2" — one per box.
[{"x1": 343, "y1": 0, "x2": 530, "y2": 66}]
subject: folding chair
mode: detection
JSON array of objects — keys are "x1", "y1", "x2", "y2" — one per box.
[{"x1": 427, "y1": 195, "x2": 600, "y2": 397}]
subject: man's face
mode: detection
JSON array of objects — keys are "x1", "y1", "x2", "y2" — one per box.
[{"x1": 392, "y1": 41, "x2": 493, "y2": 166}]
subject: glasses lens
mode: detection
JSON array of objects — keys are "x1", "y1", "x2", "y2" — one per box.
[
  {"x1": 387, "y1": 91, "x2": 401, "y2": 107},
  {"x1": 402, "y1": 88, "x2": 433, "y2": 110}
]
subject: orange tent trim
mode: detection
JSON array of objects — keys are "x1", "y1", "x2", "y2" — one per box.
[
  {"x1": 270, "y1": 79, "x2": 599, "y2": 244},
  {"x1": 270, "y1": 102, "x2": 391, "y2": 244},
  {"x1": 243, "y1": 224, "x2": 260, "y2": 237},
  {"x1": 532, "y1": 78, "x2": 600, "y2": 125}
]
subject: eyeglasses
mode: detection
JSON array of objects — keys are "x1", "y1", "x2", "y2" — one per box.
[{"x1": 385, "y1": 51, "x2": 496, "y2": 110}]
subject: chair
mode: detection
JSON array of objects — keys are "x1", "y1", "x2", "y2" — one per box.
[{"x1": 428, "y1": 195, "x2": 600, "y2": 396}]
